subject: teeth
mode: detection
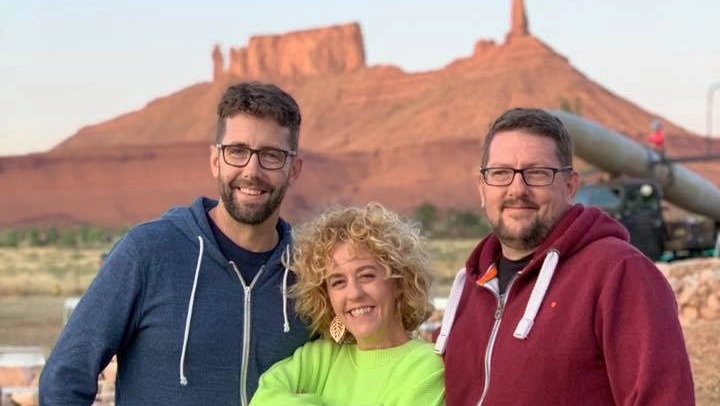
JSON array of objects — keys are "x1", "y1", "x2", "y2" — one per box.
[
  {"x1": 240, "y1": 188, "x2": 262, "y2": 196},
  {"x1": 349, "y1": 307, "x2": 372, "y2": 316}
]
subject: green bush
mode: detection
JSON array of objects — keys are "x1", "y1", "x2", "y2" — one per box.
[{"x1": 0, "y1": 229, "x2": 19, "y2": 247}]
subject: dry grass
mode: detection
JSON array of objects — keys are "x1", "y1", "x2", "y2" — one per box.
[{"x1": 0, "y1": 247, "x2": 105, "y2": 295}]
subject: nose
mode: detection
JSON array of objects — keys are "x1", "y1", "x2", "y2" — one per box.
[
  {"x1": 346, "y1": 278, "x2": 365, "y2": 300},
  {"x1": 241, "y1": 152, "x2": 263, "y2": 177},
  {"x1": 506, "y1": 170, "x2": 529, "y2": 196}
]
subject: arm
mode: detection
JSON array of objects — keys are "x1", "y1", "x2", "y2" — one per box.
[
  {"x1": 598, "y1": 254, "x2": 694, "y2": 406},
  {"x1": 39, "y1": 235, "x2": 145, "y2": 406},
  {"x1": 250, "y1": 340, "x2": 334, "y2": 406}
]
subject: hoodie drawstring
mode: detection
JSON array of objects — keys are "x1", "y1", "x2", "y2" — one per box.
[
  {"x1": 435, "y1": 249, "x2": 561, "y2": 352},
  {"x1": 180, "y1": 235, "x2": 204, "y2": 386},
  {"x1": 434, "y1": 267, "x2": 467, "y2": 355},
  {"x1": 281, "y1": 245, "x2": 291, "y2": 333},
  {"x1": 513, "y1": 249, "x2": 559, "y2": 339}
]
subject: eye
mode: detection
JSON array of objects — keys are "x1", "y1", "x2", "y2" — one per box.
[
  {"x1": 358, "y1": 271, "x2": 377, "y2": 282},
  {"x1": 488, "y1": 168, "x2": 512, "y2": 179},
  {"x1": 259, "y1": 149, "x2": 284, "y2": 164},
  {"x1": 327, "y1": 277, "x2": 346, "y2": 289},
  {"x1": 525, "y1": 168, "x2": 552, "y2": 179},
  {"x1": 226, "y1": 146, "x2": 250, "y2": 158}
]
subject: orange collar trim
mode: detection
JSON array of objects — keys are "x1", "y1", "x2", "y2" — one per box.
[{"x1": 475, "y1": 263, "x2": 498, "y2": 286}]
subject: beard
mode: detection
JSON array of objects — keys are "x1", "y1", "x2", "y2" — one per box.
[
  {"x1": 219, "y1": 175, "x2": 290, "y2": 225},
  {"x1": 491, "y1": 197, "x2": 559, "y2": 251}
]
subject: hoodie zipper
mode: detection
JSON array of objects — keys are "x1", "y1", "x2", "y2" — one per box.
[
  {"x1": 230, "y1": 263, "x2": 265, "y2": 406},
  {"x1": 476, "y1": 273, "x2": 521, "y2": 406}
]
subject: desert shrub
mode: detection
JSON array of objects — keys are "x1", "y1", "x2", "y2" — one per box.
[{"x1": 0, "y1": 229, "x2": 20, "y2": 247}]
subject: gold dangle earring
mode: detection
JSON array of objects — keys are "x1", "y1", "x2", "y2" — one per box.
[{"x1": 329, "y1": 317, "x2": 346, "y2": 344}]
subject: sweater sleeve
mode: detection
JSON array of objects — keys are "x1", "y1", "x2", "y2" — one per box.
[
  {"x1": 597, "y1": 254, "x2": 694, "y2": 406},
  {"x1": 39, "y1": 234, "x2": 145, "y2": 406},
  {"x1": 249, "y1": 339, "x2": 335, "y2": 406}
]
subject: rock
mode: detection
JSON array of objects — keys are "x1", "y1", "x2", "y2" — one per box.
[
  {"x1": 228, "y1": 23, "x2": 365, "y2": 78},
  {"x1": 681, "y1": 305, "x2": 700, "y2": 322}
]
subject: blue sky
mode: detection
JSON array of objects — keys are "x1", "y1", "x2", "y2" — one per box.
[{"x1": 1, "y1": 0, "x2": 719, "y2": 156}]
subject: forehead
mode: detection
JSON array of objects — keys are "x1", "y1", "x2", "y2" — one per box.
[
  {"x1": 329, "y1": 243, "x2": 376, "y2": 271},
  {"x1": 487, "y1": 130, "x2": 560, "y2": 166},
  {"x1": 224, "y1": 114, "x2": 291, "y2": 148}
]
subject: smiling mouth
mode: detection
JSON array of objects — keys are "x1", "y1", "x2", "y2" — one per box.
[
  {"x1": 348, "y1": 306, "x2": 374, "y2": 317},
  {"x1": 239, "y1": 187, "x2": 265, "y2": 196}
]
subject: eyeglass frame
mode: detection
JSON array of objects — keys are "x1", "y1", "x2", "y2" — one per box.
[
  {"x1": 479, "y1": 166, "x2": 573, "y2": 187},
  {"x1": 216, "y1": 143, "x2": 297, "y2": 170}
]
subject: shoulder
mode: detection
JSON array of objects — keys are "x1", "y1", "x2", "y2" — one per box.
[
  {"x1": 401, "y1": 340, "x2": 444, "y2": 369},
  {"x1": 122, "y1": 215, "x2": 192, "y2": 252},
  {"x1": 293, "y1": 338, "x2": 342, "y2": 359}
]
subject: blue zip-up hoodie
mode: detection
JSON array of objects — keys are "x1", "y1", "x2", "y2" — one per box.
[{"x1": 39, "y1": 197, "x2": 311, "y2": 406}]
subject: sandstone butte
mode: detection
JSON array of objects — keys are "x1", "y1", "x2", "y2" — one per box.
[{"x1": 1, "y1": 3, "x2": 719, "y2": 228}]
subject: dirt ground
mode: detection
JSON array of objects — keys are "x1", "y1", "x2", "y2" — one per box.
[
  {"x1": 683, "y1": 319, "x2": 720, "y2": 404},
  {"x1": 1, "y1": 295, "x2": 718, "y2": 405}
]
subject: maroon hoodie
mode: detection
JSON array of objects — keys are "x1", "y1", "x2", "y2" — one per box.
[{"x1": 441, "y1": 205, "x2": 694, "y2": 405}]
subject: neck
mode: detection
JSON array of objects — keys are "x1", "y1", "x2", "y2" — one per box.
[
  {"x1": 499, "y1": 243, "x2": 537, "y2": 261},
  {"x1": 356, "y1": 331, "x2": 410, "y2": 351},
  {"x1": 209, "y1": 205, "x2": 280, "y2": 252}
]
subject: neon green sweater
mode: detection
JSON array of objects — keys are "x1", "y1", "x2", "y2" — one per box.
[{"x1": 249, "y1": 339, "x2": 445, "y2": 406}]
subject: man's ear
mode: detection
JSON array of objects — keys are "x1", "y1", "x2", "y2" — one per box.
[
  {"x1": 476, "y1": 173, "x2": 486, "y2": 208},
  {"x1": 566, "y1": 171, "x2": 580, "y2": 204},
  {"x1": 210, "y1": 145, "x2": 220, "y2": 179},
  {"x1": 288, "y1": 157, "x2": 303, "y2": 185}
]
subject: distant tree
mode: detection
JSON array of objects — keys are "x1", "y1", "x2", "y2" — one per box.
[
  {"x1": 560, "y1": 98, "x2": 572, "y2": 113},
  {"x1": 573, "y1": 97, "x2": 583, "y2": 116},
  {"x1": 27, "y1": 228, "x2": 40, "y2": 246},
  {"x1": 414, "y1": 203, "x2": 438, "y2": 235},
  {"x1": 45, "y1": 227, "x2": 60, "y2": 245},
  {"x1": 444, "y1": 209, "x2": 491, "y2": 238},
  {"x1": 0, "y1": 229, "x2": 19, "y2": 247},
  {"x1": 79, "y1": 225, "x2": 109, "y2": 246},
  {"x1": 59, "y1": 228, "x2": 79, "y2": 247},
  {"x1": 559, "y1": 97, "x2": 583, "y2": 116}
]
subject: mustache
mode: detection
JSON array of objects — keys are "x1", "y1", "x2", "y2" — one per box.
[{"x1": 501, "y1": 197, "x2": 539, "y2": 210}]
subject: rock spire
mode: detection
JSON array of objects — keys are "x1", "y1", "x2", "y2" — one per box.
[{"x1": 506, "y1": 0, "x2": 529, "y2": 41}]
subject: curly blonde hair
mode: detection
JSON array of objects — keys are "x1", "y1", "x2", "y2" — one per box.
[{"x1": 291, "y1": 202, "x2": 434, "y2": 343}]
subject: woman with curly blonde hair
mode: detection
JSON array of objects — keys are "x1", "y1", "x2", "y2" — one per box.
[{"x1": 250, "y1": 202, "x2": 445, "y2": 406}]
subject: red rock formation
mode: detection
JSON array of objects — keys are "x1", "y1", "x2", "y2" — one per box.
[
  {"x1": 2, "y1": 2, "x2": 718, "y2": 228},
  {"x1": 227, "y1": 23, "x2": 365, "y2": 78},
  {"x1": 506, "y1": 0, "x2": 529, "y2": 41},
  {"x1": 212, "y1": 44, "x2": 224, "y2": 81}
]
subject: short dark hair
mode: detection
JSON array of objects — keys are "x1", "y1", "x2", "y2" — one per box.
[
  {"x1": 481, "y1": 108, "x2": 573, "y2": 167},
  {"x1": 216, "y1": 82, "x2": 301, "y2": 150}
]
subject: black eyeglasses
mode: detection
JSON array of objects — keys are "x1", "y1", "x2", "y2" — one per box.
[
  {"x1": 216, "y1": 144, "x2": 297, "y2": 170},
  {"x1": 480, "y1": 166, "x2": 573, "y2": 187}
]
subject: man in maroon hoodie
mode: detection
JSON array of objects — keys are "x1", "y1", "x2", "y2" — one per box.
[{"x1": 435, "y1": 108, "x2": 694, "y2": 405}]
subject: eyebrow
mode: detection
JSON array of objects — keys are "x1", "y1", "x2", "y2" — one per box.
[
  {"x1": 485, "y1": 162, "x2": 558, "y2": 168},
  {"x1": 326, "y1": 264, "x2": 380, "y2": 279},
  {"x1": 222, "y1": 142, "x2": 288, "y2": 150}
]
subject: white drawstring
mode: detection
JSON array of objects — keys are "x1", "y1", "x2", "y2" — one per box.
[
  {"x1": 281, "y1": 245, "x2": 291, "y2": 333},
  {"x1": 513, "y1": 250, "x2": 559, "y2": 339},
  {"x1": 180, "y1": 236, "x2": 204, "y2": 386},
  {"x1": 434, "y1": 268, "x2": 467, "y2": 354},
  {"x1": 435, "y1": 249, "x2": 561, "y2": 352}
]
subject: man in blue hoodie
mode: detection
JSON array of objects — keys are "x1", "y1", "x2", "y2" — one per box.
[{"x1": 40, "y1": 82, "x2": 312, "y2": 405}]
